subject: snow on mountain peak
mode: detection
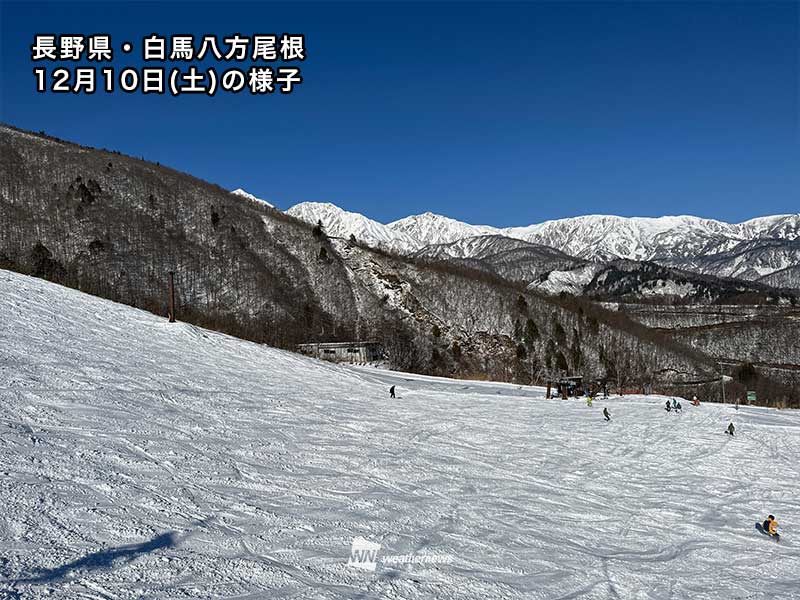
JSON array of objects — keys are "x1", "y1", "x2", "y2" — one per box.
[
  {"x1": 503, "y1": 214, "x2": 800, "y2": 262},
  {"x1": 282, "y1": 200, "x2": 800, "y2": 280},
  {"x1": 388, "y1": 212, "x2": 499, "y2": 247},
  {"x1": 286, "y1": 201, "x2": 420, "y2": 251},
  {"x1": 231, "y1": 188, "x2": 274, "y2": 208}
]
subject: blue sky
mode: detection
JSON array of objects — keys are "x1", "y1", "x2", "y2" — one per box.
[{"x1": 1, "y1": 1, "x2": 798, "y2": 226}]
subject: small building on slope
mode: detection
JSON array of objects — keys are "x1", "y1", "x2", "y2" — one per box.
[{"x1": 297, "y1": 341, "x2": 383, "y2": 364}]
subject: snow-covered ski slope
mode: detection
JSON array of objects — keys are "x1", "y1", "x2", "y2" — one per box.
[{"x1": 1, "y1": 270, "x2": 799, "y2": 599}]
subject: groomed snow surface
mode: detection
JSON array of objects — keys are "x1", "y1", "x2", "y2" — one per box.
[{"x1": 1, "y1": 270, "x2": 798, "y2": 599}]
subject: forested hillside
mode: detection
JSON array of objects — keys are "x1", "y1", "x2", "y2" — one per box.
[
  {"x1": 2, "y1": 124, "x2": 795, "y2": 404},
  {"x1": 618, "y1": 303, "x2": 800, "y2": 401}
]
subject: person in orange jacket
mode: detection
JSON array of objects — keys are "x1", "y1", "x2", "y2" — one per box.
[{"x1": 762, "y1": 515, "x2": 780, "y2": 538}]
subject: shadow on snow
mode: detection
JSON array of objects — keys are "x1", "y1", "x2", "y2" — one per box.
[{"x1": 11, "y1": 531, "x2": 178, "y2": 585}]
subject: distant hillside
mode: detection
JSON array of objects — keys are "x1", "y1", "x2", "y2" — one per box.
[
  {"x1": 669, "y1": 238, "x2": 800, "y2": 283},
  {"x1": 582, "y1": 261, "x2": 795, "y2": 304},
  {"x1": 759, "y1": 264, "x2": 800, "y2": 290},
  {"x1": 2, "y1": 123, "x2": 795, "y2": 400},
  {"x1": 412, "y1": 235, "x2": 585, "y2": 283},
  {"x1": 527, "y1": 260, "x2": 796, "y2": 305},
  {"x1": 617, "y1": 302, "x2": 800, "y2": 401}
]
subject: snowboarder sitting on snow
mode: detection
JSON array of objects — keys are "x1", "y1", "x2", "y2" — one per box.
[
  {"x1": 603, "y1": 407, "x2": 611, "y2": 421},
  {"x1": 389, "y1": 385, "x2": 396, "y2": 399},
  {"x1": 675, "y1": 402, "x2": 682, "y2": 413},
  {"x1": 762, "y1": 515, "x2": 779, "y2": 538},
  {"x1": 725, "y1": 422, "x2": 735, "y2": 436}
]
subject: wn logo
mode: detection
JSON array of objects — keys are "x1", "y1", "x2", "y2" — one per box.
[{"x1": 347, "y1": 537, "x2": 381, "y2": 571}]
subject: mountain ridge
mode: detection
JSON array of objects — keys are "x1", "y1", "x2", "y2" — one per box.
[{"x1": 286, "y1": 201, "x2": 800, "y2": 284}]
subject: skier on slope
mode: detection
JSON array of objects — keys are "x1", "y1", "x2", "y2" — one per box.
[
  {"x1": 665, "y1": 400, "x2": 672, "y2": 412},
  {"x1": 725, "y1": 422, "x2": 735, "y2": 436},
  {"x1": 672, "y1": 398, "x2": 678, "y2": 410},
  {"x1": 603, "y1": 407, "x2": 611, "y2": 421},
  {"x1": 692, "y1": 395, "x2": 699, "y2": 407},
  {"x1": 389, "y1": 385, "x2": 396, "y2": 399},
  {"x1": 586, "y1": 396, "x2": 593, "y2": 408},
  {"x1": 675, "y1": 401, "x2": 682, "y2": 413}
]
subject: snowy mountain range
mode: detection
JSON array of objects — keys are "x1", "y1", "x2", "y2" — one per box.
[{"x1": 285, "y1": 201, "x2": 800, "y2": 288}]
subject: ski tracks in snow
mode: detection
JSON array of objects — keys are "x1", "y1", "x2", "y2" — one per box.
[{"x1": 1, "y1": 271, "x2": 799, "y2": 599}]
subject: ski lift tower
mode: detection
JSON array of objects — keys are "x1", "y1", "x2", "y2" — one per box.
[{"x1": 720, "y1": 373, "x2": 733, "y2": 403}]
